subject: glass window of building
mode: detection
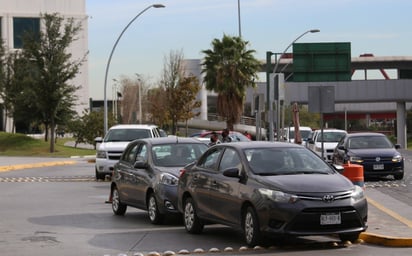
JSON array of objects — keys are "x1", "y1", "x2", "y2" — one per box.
[{"x1": 13, "y1": 17, "x2": 40, "y2": 48}]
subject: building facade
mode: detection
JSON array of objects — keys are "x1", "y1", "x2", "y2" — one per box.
[{"x1": 0, "y1": 0, "x2": 88, "y2": 132}]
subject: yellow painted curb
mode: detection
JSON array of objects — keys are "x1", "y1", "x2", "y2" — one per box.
[
  {"x1": 0, "y1": 161, "x2": 77, "y2": 172},
  {"x1": 360, "y1": 232, "x2": 412, "y2": 247},
  {"x1": 361, "y1": 196, "x2": 412, "y2": 247}
]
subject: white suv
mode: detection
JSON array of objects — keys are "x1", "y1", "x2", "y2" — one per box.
[
  {"x1": 307, "y1": 129, "x2": 347, "y2": 163},
  {"x1": 94, "y1": 124, "x2": 162, "y2": 180}
]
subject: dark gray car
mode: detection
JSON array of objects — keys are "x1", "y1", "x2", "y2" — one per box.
[
  {"x1": 177, "y1": 141, "x2": 368, "y2": 246},
  {"x1": 110, "y1": 137, "x2": 208, "y2": 224}
]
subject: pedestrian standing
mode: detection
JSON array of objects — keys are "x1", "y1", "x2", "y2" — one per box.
[
  {"x1": 208, "y1": 131, "x2": 221, "y2": 146},
  {"x1": 221, "y1": 128, "x2": 232, "y2": 143}
]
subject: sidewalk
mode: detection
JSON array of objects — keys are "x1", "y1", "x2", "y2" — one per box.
[
  {"x1": 0, "y1": 156, "x2": 411, "y2": 247},
  {"x1": 360, "y1": 187, "x2": 412, "y2": 246}
]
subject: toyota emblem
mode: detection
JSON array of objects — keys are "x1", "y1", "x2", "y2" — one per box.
[{"x1": 323, "y1": 195, "x2": 335, "y2": 203}]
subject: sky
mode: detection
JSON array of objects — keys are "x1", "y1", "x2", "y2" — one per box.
[{"x1": 86, "y1": 0, "x2": 411, "y2": 100}]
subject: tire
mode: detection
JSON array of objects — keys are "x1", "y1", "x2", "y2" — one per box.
[
  {"x1": 147, "y1": 193, "x2": 164, "y2": 224},
  {"x1": 95, "y1": 168, "x2": 105, "y2": 180},
  {"x1": 112, "y1": 186, "x2": 127, "y2": 215},
  {"x1": 339, "y1": 232, "x2": 360, "y2": 243},
  {"x1": 183, "y1": 197, "x2": 203, "y2": 234},
  {"x1": 394, "y1": 172, "x2": 404, "y2": 180},
  {"x1": 243, "y1": 206, "x2": 262, "y2": 247}
]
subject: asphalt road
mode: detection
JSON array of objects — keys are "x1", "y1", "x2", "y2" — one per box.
[{"x1": 0, "y1": 155, "x2": 411, "y2": 256}]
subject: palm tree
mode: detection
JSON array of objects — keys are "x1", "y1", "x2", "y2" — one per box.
[{"x1": 202, "y1": 34, "x2": 260, "y2": 130}]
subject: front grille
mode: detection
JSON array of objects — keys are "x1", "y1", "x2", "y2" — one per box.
[
  {"x1": 107, "y1": 151, "x2": 123, "y2": 160},
  {"x1": 297, "y1": 191, "x2": 352, "y2": 202}
]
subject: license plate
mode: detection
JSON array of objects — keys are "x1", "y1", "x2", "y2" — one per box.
[
  {"x1": 373, "y1": 164, "x2": 384, "y2": 170},
  {"x1": 320, "y1": 213, "x2": 341, "y2": 225}
]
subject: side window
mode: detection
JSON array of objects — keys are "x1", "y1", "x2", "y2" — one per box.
[
  {"x1": 197, "y1": 147, "x2": 223, "y2": 170},
  {"x1": 136, "y1": 144, "x2": 148, "y2": 162},
  {"x1": 121, "y1": 143, "x2": 139, "y2": 164},
  {"x1": 219, "y1": 148, "x2": 241, "y2": 172}
]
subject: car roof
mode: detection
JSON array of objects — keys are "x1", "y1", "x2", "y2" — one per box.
[
  {"x1": 134, "y1": 136, "x2": 207, "y2": 145},
  {"x1": 313, "y1": 129, "x2": 347, "y2": 133},
  {"x1": 345, "y1": 132, "x2": 386, "y2": 138},
  {"x1": 212, "y1": 141, "x2": 304, "y2": 150},
  {"x1": 109, "y1": 124, "x2": 158, "y2": 130},
  {"x1": 283, "y1": 126, "x2": 312, "y2": 131}
]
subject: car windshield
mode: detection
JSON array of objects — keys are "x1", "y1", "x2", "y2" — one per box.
[
  {"x1": 348, "y1": 136, "x2": 393, "y2": 149},
  {"x1": 105, "y1": 129, "x2": 151, "y2": 142},
  {"x1": 245, "y1": 147, "x2": 333, "y2": 176},
  {"x1": 152, "y1": 143, "x2": 208, "y2": 167},
  {"x1": 317, "y1": 132, "x2": 347, "y2": 142}
]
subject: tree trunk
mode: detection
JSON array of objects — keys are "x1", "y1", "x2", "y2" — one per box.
[{"x1": 49, "y1": 119, "x2": 55, "y2": 153}]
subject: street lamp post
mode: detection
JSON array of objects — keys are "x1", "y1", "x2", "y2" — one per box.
[
  {"x1": 237, "y1": 0, "x2": 242, "y2": 37},
  {"x1": 267, "y1": 29, "x2": 320, "y2": 141},
  {"x1": 103, "y1": 4, "x2": 165, "y2": 134},
  {"x1": 135, "y1": 73, "x2": 143, "y2": 124}
]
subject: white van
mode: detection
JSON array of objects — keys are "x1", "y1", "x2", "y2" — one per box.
[
  {"x1": 94, "y1": 124, "x2": 162, "y2": 180},
  {"x1": 280, "y1": 126, "x2": 312, "y2": 146}
]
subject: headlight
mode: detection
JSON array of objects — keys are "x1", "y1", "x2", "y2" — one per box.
[
  {"x1": 160, "y1": 173, "x2": 178, "y2": 186},
  {"x1": 258, "y1": 188, "x2": 299, "y2": 203},
  {"x1": 349, "y1": 156, "x2": 363, "y2": 163},
  {"x1": 392, "y1": 155, "x2": 402, "y2": 162},
  {"x1": 351, "y1": 185, "x2": 365, "y2": 201},
  {"x1": 96, "y1": 150, "x2": 107, "y2": 159}
]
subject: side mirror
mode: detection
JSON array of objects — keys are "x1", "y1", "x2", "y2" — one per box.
[
  {"x1": 337, "y1": 145, "x2": 345, "y2": 150},
  {"x1": 395, "y1": 144, "x2": 401, "y2": 149},
  {"x1": 332, "y1": 164, "x2": 345, "y2": 174},
  {"x1": 94, "y1": 137, "x2": 103, "y2": 143},
  {"x1": 223, "y1": 167, "x2": 241, "y2": 178},
  {"x1": 134, "y1": 160, "x2": 148, "y2": 169}
]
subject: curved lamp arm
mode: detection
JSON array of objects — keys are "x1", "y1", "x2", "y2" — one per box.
[
  {"x1": 103, "y1": 4, "x2": 165, "y2": 134},
  {"x1": 272, "y1": 29, "x2": 320, "y2": 74}
]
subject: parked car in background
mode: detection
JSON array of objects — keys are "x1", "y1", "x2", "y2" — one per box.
[
  {"x1": 191, "y1": 130, "x2": 252, "y2": 143},
  {"x1": 110, "y1": 137, "x2": 208, "y2": 224},
  {"x1": 94, "y1": 124, "x2": 162, "y2": 180},
  {"x1": 178, "y1": 141, "x2": 368, "y2": 246},
  {"x1": 332, "y1": 132, "x2": 404, "y2": 180},
  {"x1": 307, "y1": 129, "x2": 347, "y2": 162},
  {"x1": 280, "y1": 126, "x2": 312, "y2": 146}
]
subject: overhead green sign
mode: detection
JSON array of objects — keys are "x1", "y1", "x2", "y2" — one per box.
[{"x1": 293, "y1": 42, "x2": 351, "y2": 82}]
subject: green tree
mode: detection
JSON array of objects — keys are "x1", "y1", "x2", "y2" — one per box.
[
  {"x1": 0, "y1": 45, "x2": 40, "y2": 132},
  {"x1": 67, "y1": 109, "x2": 116, "y2": 149},
  {"x1": 20, "y1": 13, "x2": 87, "y2": 152},
  {"x1": 159, "y1": 50, "x2": 201, "y2": 134},
  {"x1": 173, "y1": 76, "x2": 201, "y2": 136},
  {"x1": 201, "y1": 34, "x2": 261, "y2": 130}
]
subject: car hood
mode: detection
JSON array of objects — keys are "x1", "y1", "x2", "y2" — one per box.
[
  {"x1": 257, "y1": 173, "x2": 354, "y2": 193},
  {"x1": 348, "y1": 148, "x2": 399, "y2": 157},
  {"x1": 98, "y1": 141, "x2": 130, "y2": 151}
]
